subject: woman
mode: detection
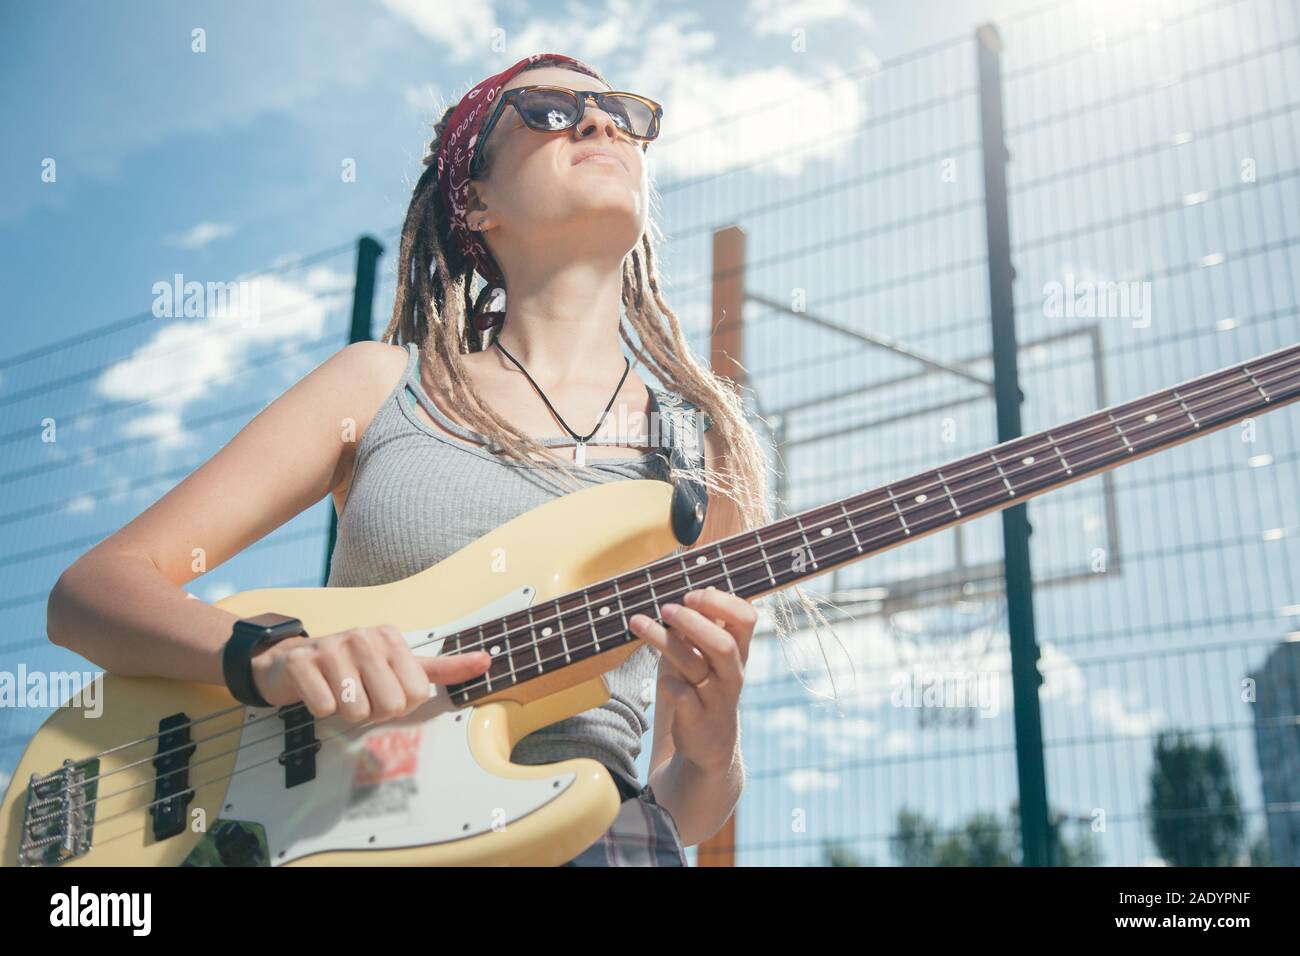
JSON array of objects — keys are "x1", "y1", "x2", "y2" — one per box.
[{"x1": 46, "y1": 52, "x2": 830, "y2": 866}]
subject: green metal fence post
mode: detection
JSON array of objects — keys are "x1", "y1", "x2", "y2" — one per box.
[
  {"x1": 322, "y1": 234, "x2": 384, "y2": 585},
  {"x1": 975, "y1": 23, "x2": 1055, "y2": 867}
]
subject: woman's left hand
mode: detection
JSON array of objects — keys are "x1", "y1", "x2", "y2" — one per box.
[{"x1": 629, "y1": 585, "x2": 756, "y2": 772}]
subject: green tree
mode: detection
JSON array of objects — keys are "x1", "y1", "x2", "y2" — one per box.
[
  {"x1": 1148, "y1": 731, "x2": 1243, "y2": 866},
  {"x1": 820, "y1": 839, "x2": 870, "y2": 866},
  {"x1": 890, "y1": 808, "x2": 939, "y2": 866},
  {"x1": 1053, "y1": 818, "x2": 1102, "y2": 867},
  {"x1": 1248, "y1": 829, "x2": 1273, "y2": 867},
  {"x1": 890, "y1": 805, "x2": 1101, "y2": 866},
  {"x1": 936, "y1": 812, "x2": 1016, "y2": 866}
]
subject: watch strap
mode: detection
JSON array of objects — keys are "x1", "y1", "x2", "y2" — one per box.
[{"x1": 223, "y1": 612, "x2": 308, "y2": 708}]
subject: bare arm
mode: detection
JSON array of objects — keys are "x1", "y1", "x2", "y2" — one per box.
[{"x1": 46, "y1": 340, "x2": 408, "y2": 685}]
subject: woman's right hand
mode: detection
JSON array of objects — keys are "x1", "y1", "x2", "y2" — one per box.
[{"x1": 250, "y1": 625, "x2": 493, "y2": 722}]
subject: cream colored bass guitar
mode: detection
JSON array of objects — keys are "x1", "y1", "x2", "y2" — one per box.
[{"x1": 3, "y1": 342, "x2": 1297, "y2": 866}]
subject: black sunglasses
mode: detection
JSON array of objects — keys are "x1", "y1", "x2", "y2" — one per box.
[{"x1": 470, "y1": 85, "x2": 664, "y2": 179}]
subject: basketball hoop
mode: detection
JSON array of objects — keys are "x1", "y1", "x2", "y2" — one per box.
[{"x1": 888, "y1": 595, "x2": 1006, "y2": 730}]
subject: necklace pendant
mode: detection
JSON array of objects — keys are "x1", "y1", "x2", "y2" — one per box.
[{"x1": 574, "y1": 441, "x2": 587, "y2": 467}]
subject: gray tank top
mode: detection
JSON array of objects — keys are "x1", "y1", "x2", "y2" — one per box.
[{"x1": 326, "y1": 341, "x2": 711, "y2": 786}]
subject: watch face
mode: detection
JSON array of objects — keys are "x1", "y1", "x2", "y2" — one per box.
[
  {"x1": 235, "y1": 613, "x2": 305, "y2": 639},
  {"x1": 242, "y1": 612, "x2": 298, "y2": 630}
]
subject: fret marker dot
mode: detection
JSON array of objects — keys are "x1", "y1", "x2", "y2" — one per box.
[
  {"x1": 489, "y1": 645, "x2": 501, "y2": 656},
  {"x1": 821, "y1": 527, "x2": 833, "y2": 536},
  {"x1": 914, "y1": 494, "x2": 928, "y2": 503},
  {"x1": 541, "y1": 627, "x2": 552, "y2": 637},
  {"x1": 1022, "y1": 456, "x2": 1035, "y2": 465},
  {"x1": 1145, "y1": 413, "x2": 1158, "y2": 423},
  {"x1": 599, "y1": 606, "x2": 611, "y2": 616},
  {"x1": 695, "y1": 555, "x2": 708, "y2": 564}
]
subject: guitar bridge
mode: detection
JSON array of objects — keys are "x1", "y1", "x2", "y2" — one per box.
[{"x1": 16, "y1": 757, "x2": 100, "y2": 867}]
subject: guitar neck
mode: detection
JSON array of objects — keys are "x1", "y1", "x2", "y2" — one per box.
[{"x1": 444, "y1": 342, "x2": 1300, "y2": 706}]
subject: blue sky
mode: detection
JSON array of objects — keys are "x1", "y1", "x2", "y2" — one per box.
[
  {"x1": 2, "y1": 0, "x2": 1296, "y2": 867},
  {"x1": 1, "y1": 0, "x2": 1036, "y2": 357}
]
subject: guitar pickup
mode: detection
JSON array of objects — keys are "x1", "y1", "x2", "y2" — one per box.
[
  {"x1": 278, "y1": 705, "x2": 320, "y2": 788},
  {"x1": 150, "y1": 713, "x2": 197, "y2": 841}
]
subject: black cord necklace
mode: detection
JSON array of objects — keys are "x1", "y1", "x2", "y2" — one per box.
[{"x1": 493, "y1": 337, "x2": 631, "y2": 467}]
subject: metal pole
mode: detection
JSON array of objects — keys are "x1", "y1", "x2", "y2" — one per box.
[
  {"x1": 697, "y1": 224, "x2": 746, "y2": 867},
  {"x1": 975, "y1": 23, "x2": 1054, "y2": 867},
  {"x1": 323, "y1": 235, "x2": 384, "y2": 585}
]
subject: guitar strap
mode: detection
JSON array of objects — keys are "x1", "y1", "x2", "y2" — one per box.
[{"x1": 646, "y1": 386, "x2": 710, "y2": 547}]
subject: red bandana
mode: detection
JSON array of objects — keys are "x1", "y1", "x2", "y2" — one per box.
[{"x1": 437, "y1": 52, "x2": 600, "y2": 288}]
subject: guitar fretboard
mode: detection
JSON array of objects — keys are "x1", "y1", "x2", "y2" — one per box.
[{"x1": 444, "y1": 342, "x2": 1300, "y2": 705}]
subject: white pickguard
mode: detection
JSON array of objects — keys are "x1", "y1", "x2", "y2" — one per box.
[{"x1": 220, "y1": 586, "x2": 577, "y2": 865}]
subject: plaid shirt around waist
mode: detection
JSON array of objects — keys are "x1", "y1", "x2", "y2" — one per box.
[{"x1": 560, "y1": 769, "x2": 688, "y2": 867}]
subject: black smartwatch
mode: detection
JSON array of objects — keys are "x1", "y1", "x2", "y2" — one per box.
[{"x1": 223, "y1": 612, "x2": 308, "y2": 708}]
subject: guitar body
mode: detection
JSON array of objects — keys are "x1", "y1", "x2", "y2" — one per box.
[{"x1": 1, "y1": 479, "x2": 684, "y2": 867}]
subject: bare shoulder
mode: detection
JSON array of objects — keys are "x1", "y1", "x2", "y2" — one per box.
[
  {"x1": 316, "y1": 341, "x2": 412, "y2": 500},
  {"x1": 321, "y1": 340, "x2": 411, "y2": 423},
  {"x1": 330, "y1": 339, "x2": 410, "y2": 388}
]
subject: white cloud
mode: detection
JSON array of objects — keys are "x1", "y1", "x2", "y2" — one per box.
[
  {"x1": 759, "y1": 704, "x2": 814, "y2": 735},
  {"x1": 747, "y1": 0, "x2": 876, "y2": 36},
  {"x1": 435, "y1": 1, "x2": 876, "y2": 183},
  {"x1": 881, "y1": 728, "x2": 915, "y2": 754},
  {"x1": 1089, "y1": 686, "x2": 1164, "y2": 737},
  {"x1": 821, "y1": 715, "x2": 881, "y2": 755},
  {"x1": 164, "y1": 222, "x2": 237, "y2": 250},
  {"x1": 785, "y1": 767, "x2": 841, "y2": 793},
  {"x1": 758, "y1": 704, "x2": 880, "y2": 757},
  {"x1": 95, "y1": 265, "x2": 349, "y2": 448},
  {"x1": 379, "y1": 0, "x2": 500, "y2": 63},
  {"x1": 626, "y1": 17, "x2": 874, "y2": 181},
  {"x1": 121, "y1": 411, "x2": 191, "y2": 450},
  {"x1": 404, "y1": 83, "x2": 441, "y2": 115},
  {"x1": 1038, "y1": 639, "x2": 1087, "y2": 705},
  {"x1": 64, "y1": 495, "x2": 96, "y2": 514},
  {"x1": 1039, "y1": 639, "x2": 1164, "y2": 736}
]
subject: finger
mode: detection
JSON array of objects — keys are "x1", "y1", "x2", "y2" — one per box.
[
  {"x1": 421, "y1": 650, "x2": 493, "y2": 685},
  {"x1": 317, "y1": 651, "x2": 370, "y2": 723},
  {"x1": 629, "y1": 613, "x2": 702, "y2": 681},
  {"x1": 630, "y1": 612, "x2": 708, "y2": 682},
  {"x1": 683, "y1": 586, "x2": 758, "y2": 664},
  {"x1": 683, "y1": 585, "x2": 757, "y2": 636},
  {"x1": 351, "y1": 640, "x2": 411, "y2": 722},
  {"x1": 283, "y1": 648, "x2": 337, "y2": 717},
  {"x1": 660, "y1": 604, "x2": 742, "y2": 685},
  {"x1": 660, "y1": 670, "x2": 708, "y2": 720},
  {"x1": 383, "y1": 634, "x2": 438, "y2": 712}
]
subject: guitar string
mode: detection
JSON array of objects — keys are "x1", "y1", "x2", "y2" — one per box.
[
  {"x1": 27, "y1": 347, "x2": 1300, "y2": 788},
  {"x1": 21, "y1": 364, "x2": 1298, "y2": 846},
  {"x1": 28, "y1": 348, "x2": 1300, "y2": 797}
]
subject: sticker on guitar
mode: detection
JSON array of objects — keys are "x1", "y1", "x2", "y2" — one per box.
[{"x1": 345, "y1": 727, "x2": 422, "y2": 821}]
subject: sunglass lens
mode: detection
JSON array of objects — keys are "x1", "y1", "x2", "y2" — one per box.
[
  {"x1": 517, "y1": 90, "x2": 658, "y2": 139},
  {"x1": 601, "y1": 95, "x2": 656, "y2": 138},
  {"x1": 517, "y1": 89, "x2": 584, "y2": 131}
]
